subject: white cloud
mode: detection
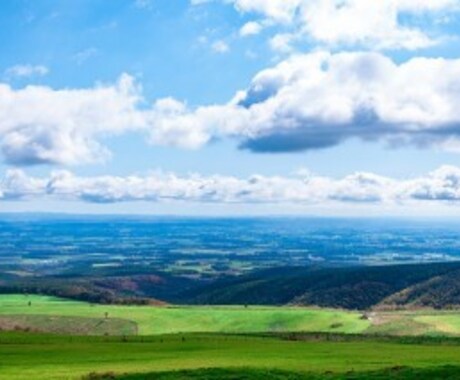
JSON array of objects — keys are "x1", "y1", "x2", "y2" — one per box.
[
  {"x1": 232, "y1": 0, "x2": 302, "y2": 24},
  {"x1": 0, "y1": 74, "x2": 145, "y2": 165},
  {"x1": 215, "y1": 0, "x2": 459, "y2": 50},
  {"x1": 5, "y1": 65, "x2": 49, "y2": 79},
  {"x1": 3, "y1": 166, "x2": 460, "y2": 206},
  {"x1": 148, "y1": 51, "x2": 460, "y2": 153},
  {"x1": 239, "y1": 21, "x2": 263, "y2": 36},
  {"x1": 0, "y1": 169, "x2": 46, "y2": 200},
  {"x1": 6, "y1": 52, "x2": 460, "y2": 166},
  {"x1": 405, "y1": 166, "x2": 460, "y2": 201},
  {"x1": 296, "y1": 0, "x2": 442, "y2": 50},
  {"x1": 269, "y1": 33, "x2": 295, "y2": 52}
]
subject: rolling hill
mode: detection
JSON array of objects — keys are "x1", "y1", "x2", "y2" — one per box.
[
  {"x1": 180, "y1": 262, "x2": 460, "y2": 310},
  {"x1": 5, "y1": 262, "x2": 460, "y2": 311}
]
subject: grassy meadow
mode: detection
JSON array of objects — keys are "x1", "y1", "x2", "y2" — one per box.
[
  {"x1": 3, "y1": 295, "x2": 460, "y2": 379},
  {"x1": 2, "y1": 333, "x2": 460, "y2": 380},
  {"x1": 0, "y1": 295, "x2": 369, "y2": 335},
  {"x1": 105, "y1": 366, "x2": 460, "y2": 380}
]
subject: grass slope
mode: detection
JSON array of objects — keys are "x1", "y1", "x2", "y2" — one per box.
[
  {"x1": 2, "y1": 333, "x2": 460, "y2": 380},
  {"x1": 0, "y1": 295, "x2": 369, "y2": 335}
]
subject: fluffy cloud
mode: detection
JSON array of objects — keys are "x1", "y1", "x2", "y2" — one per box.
[
  {"x1": 232, "y1": 0, "x2": 302, "y2": 24},
  {"x1": 222, "y1": 0, "x2": 459, "y2": 50},
  {"x1": 0, "y1": 169, "x2": 46, "y2": 200},
  {"x1": 0, "y1": 74, "x2": 145, "y2": 165},
  {"x1": 152, "y1": 51, "x2": 460, "y2": 153},
  {"x1": 405, "y1": 166, "x2": 460, "y2": 201},
  {"x1": 3, "y1": 166, "x2": 460, "y2": 205},
  {"x1": 239, "y1": 21, "x2": 263, "y2": 37},
  {"x1": 6, "y1": 52, "x2": 460, "y2": 165}
]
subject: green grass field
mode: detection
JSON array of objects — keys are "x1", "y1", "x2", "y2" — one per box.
[
  {"x1": 2, "y1": 333, "x2": 460, "y2": 380},
  {"x1": 0, "y1": 295, "x2": 369, "y2": 335},
  {"x1": 3, "y1": 295, "x2": 460, "y2": 379},
  {"x1": 3, "y1": 295, "x2": 460, "y2": 337}
]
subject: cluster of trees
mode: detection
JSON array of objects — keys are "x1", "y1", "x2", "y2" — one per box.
[
  {"x1": 3, "y1": 261, "x2": 460, "y2": 310},
  {"x1": 182, "y1": 262, "x2": 460, "y2": 310},
  {"x1": 0, "y1": 282, "x2": 155, "y2": 305}
]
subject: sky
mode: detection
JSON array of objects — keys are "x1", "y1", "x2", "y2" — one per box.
[{"x1": 2, "y1": 0, "x2": 460, "y2": 215}]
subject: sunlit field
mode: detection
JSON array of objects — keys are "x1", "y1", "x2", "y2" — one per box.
[{"x1": 0, "y1": 295, "x2": 369, "y2": 335}]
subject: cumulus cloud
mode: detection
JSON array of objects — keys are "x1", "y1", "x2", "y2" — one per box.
[
  {"x1": 0, "y1": 169, "x2": 46, "y2": 200},
  {"x1": 239, "y1": 21, "x2": 263, "y2": 37},
  {"x1": 150, "y1": 51, "x2": 460, "y2": 153},
  {"x1": 405, "y1": 166, "x2": 460, "y2": 201},
  {"x1": 6, "y1": 52, "x2": 460, "y2": 166},
  {"x1": 3, "y1": 166, "x2": 460, "y2": 205},
  {"x1": 219, "y1": 0, "x2": 459, "y2": 50},
  {"x1": 0, "y1": 74, "x2": 146, "y2": 165}
]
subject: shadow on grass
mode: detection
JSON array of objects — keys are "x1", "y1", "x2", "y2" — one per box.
[{"x1": 84, "y1": 366, "x2": 460, "y2": 380}]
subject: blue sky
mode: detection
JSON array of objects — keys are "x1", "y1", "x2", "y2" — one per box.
[{"x1": 2, "y1": 0, "x2": 460, "y2": 215}]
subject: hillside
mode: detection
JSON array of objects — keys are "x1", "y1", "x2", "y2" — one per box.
[
  {"x1": 378, "y1": 269, "x2": 460, "y2": 310},
  {"x1": 5, "y1": 262, "x2": 460, "y2": 310},
  {"x1": 0, "y1": 295, "x2": 369, "y2": 335},
  {"x1": 180, "y1": 262, "x2": 460, "y2": 310},
  {"x1": 0, "y1": 271, "x2": 196, "y2": 306}
]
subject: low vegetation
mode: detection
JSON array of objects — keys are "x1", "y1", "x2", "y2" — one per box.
[
  {"x1": 1, "y1": 333, "x2": 460, "y2": 380},
  {"x1": 86, "y1": 366, "x2": 460, "y2": 380},
  {"x1": 0, "y1": 295, "x2": 369, "y2": 335},
  {"x1": 2, "y1": 295, "x2": 460, "y2": 379},
  {"x1": 5, "y1": 295, "x2": 460, "y2": 337}
]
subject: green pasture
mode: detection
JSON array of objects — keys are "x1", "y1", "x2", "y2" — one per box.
[
  {"x1": 0, "y1": 295, "x2": 369, "y2": 335},
  {"x1": 104, "y1": 366, "x2": 460, "y2": 380},
  {"x1": 1, "y1": 333, "x2": 460, "y2": 380},
  {"x1": 3, "y1": 295, "x2": 460, "y2": 379}
]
